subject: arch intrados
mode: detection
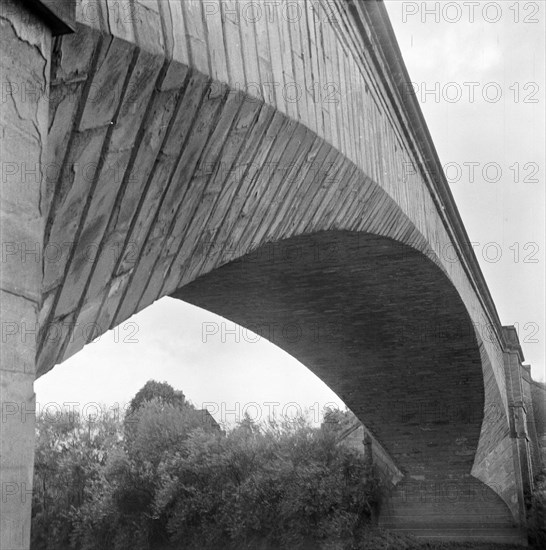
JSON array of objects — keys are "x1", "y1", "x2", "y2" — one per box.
[{"x1": 172, "y1": 230, "x2": 485, "y2": 482}]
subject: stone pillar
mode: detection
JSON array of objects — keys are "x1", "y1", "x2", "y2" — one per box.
[
  {"x1": 503, "y1": 326, "x2": 534, "y2": 528},
  {"x1": 530, "y1": 381, "x2": 546, "y2": 470},
  {"x1": 521, "y1": 364, "x2": 542, "y2": 476},
  {"x1": 0, "y1": 1, "x2": 72, "y2": 548}
]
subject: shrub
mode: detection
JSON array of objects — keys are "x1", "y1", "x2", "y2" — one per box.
[
  {"x1": 32, "y1": 383, "x2": 383, "y2": 550},
  {"x1": 527, "y1": 469, "x2": 546, "y2": 548},
  {"x1": 154, "y1": 416, "x2": 382, "y2": 549}
]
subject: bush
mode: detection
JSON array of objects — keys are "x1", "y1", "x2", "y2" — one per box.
[
  {"x1": 527, "y1": 470, "x2": 546, "y2": 548},
  {"x1": 154, "y1": 416, "x2": 382, "y2": 549},
  {"x1": 32, "y1": 383, "x2": 382, "y2": 550},
  {"x1": 31, "y1": 407, "x2": 122, "y2": 550}
]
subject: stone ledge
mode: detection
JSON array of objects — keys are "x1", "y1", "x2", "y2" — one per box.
[
  {"x1": 502, "y1": 325, "x2": 525, "y2": 363},
  {"x1": 22, "y1": 0, "x2": 75, "y2": 35}
]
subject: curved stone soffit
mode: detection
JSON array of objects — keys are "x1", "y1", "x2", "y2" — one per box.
[
  {"x1": 35, "y1": 0, "x2": 513, "y2": 514},
  {"x1": 472, "y1": 342, "x2": 519, "y2": 519},
  {"x1": 175, "y1": 232, "x2": 480, "y2": 469},
  {"x1": 172, "y1": 231, "x2": 515, "y2": 520}
]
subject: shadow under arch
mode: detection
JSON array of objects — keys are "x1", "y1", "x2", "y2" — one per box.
[{"x1": 172, "y1": 230, "x2": 517, "y2": 528}]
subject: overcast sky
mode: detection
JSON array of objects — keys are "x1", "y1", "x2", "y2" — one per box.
[{"x1": 35, "y1": 1, "x2": 545, "y2": 427}]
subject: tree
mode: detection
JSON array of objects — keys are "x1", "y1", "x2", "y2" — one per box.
[
  {"x1": 154, "y1": 414, "x2": 382, "y2": 549},
  {"x1": 71, "y1": 383, "x2": 218, "y2": 550},
  {"x1": 126, "y1": 380, "x2": 186, "y2": 417},
  {"x1": 32, "y1": 407, "x2": 122, "y2": 550},
  {"x1": 32, "y1": 383, "x2": 383, "y2": 550}
]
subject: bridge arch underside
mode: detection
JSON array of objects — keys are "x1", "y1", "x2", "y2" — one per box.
[
  {"x1": 172, "y1": 232, "x2": 517, "y2": 534},
  {"x1": 34, "y1": 10, "x2": 517, "y2": 538}
]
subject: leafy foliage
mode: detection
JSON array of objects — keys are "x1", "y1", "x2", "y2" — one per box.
[
  {"x1": 527, "y1": 469, "x2": 546, "y2": 548},
  {"x1": 31, "y1": 407, "x2": 121, "y2": 550},
  {"x1": 31, "y1": 388, "x2": 533, "y2": 550},
  {"x1": 31, "y1": 384, "x2": 383, "y2": 550},
  {"x1": 154, "y1": 416, "x2": 381, "y2": 549},
  {"x1": 125, "y1": 380, "x2": 186, "y2": 419},
  {"x1": 323, "y1": 406, "x2": 359, "y2": 430}
]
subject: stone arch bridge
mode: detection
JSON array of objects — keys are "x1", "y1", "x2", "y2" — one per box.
[{"x1": 1, "y1": 1, "x2": 544, "y2": 547}]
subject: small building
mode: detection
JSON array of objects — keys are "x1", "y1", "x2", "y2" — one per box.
[{"x1": 195, "y1": 409, "x2": 223, "y2": 433}]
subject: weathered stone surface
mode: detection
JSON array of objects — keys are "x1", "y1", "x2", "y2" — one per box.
[
  {"x1": 0, "y1": 10, "x2": 49, "y2": 221},
  {"x1": 0, "y1": 368, "x2": 37, "y2": 549},
  {"x1": 0, "y1": 212, "x2": 43, "y2": 301},
  {"x1": 43, "y1": 127, "x2": 109, "y2": 291},
  {"x1": 0, "y1": 3, "x2": 50, "y2": 548},
  {"x1": 0, "y1": 291, "x2": 40, "y2": 374}
]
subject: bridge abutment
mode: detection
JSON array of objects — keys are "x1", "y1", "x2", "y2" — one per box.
[
  {"x1": 503, "y1": 327, "x2": 540, "y2": 523},
  {"x1": 0, "y1": 1, "x2": 64, "y2": 547}
]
